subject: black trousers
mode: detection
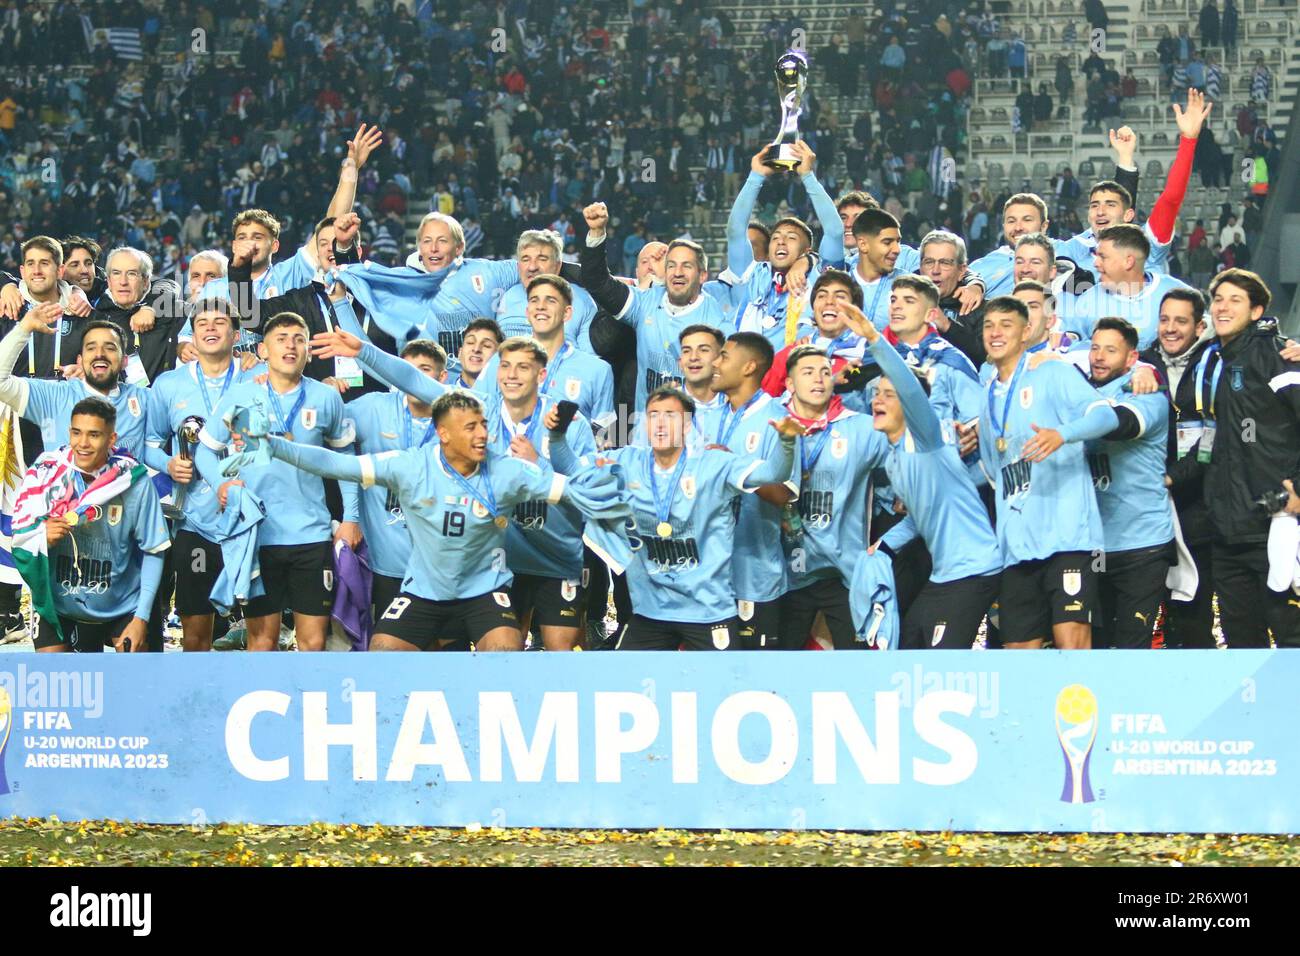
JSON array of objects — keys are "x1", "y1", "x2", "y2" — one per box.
[
  {"x1": 1163, "y1": 543, "x2": 1217, "y2": 648},
  {"x1": 778, "y1": 577, "x2": 859, "y2": 649},
  {"x1": 1213, "y1": 540, "x2": 1300, "y2": 648},
  {"x1": 1096, "y1": 543, "x2": 1173, "y2": 649}
]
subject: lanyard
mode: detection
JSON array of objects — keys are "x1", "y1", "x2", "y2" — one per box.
[
  {"x1": 865, "y1": 273, "x2": 889, "y2": 325},
  {"x1": 194, "y1": 361, "x2": 235, "y2": 418},
  {"x1": 539, "y1": 343, "x2": 573, "y2": 398},
  {"x1": 266, "y1": 381, "x2": 307, "y2": 437},
  {"x1": 399, "y1": 394, "x2": 436, "y2": 449},
  {"x1": 499, "y1": 401, "x2": 542, "y2": 447},
  {"x1": 800, "y1": 425, "x2": 832, "y2": 479},
  {"x1": 1194, "y1": 344, "x2": 1222, "y2": 420},
  {"x1": 25, "y1": 308, "x2": 65, "y2": 375},
  {"x1": 317, "y1": 290, "x2": 340, "y2": 333},
  {"x1": 441, "y1": 451, "x2": 499, "y2": 517},
  {"x1": 714, "y1": 389, "x2": 763, "y2": 448},
  {"x1": 647, "y1": 449, "x2": 690, "y2": 527},
  {"x1": 987, "y1": 352, "x2": 1028, "y2": 444}
]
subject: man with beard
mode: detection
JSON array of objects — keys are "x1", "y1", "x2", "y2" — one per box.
[
  {"x1": 494, "y1": 230, "x2": 599, "y2": 352},
  {"x1": 580, "y1": 202, "x2": 729, "y2": 413}
]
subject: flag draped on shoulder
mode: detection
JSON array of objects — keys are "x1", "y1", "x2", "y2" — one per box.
[{"x1": 10, "y1": 450, "x2": 150, "y2": 643}]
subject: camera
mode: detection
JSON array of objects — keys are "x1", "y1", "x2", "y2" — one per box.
[{"x1": 1253, "y1": 488, "x2": 1292, "y2": 516}]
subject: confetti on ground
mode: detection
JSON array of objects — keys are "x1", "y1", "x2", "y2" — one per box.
[{"x1": 1, "y1": 818, "x2": 1295, "y2": 866}]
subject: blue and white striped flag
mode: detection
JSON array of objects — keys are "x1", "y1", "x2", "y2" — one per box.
[
  {"x1": 0, "y1": 406, "x2": 27, "y2": 587},
  {"x1": 81, "y1": 16, "x2": 144, "y2": 61}
]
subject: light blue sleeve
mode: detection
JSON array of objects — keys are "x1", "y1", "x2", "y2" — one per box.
[
  {"x1": 142, "y1": 383, "x2": 174, "y2": 473},
  {"x1": 479, "y1": 257, "x2": 521, "y2": 293},
  {"x1": 473, "y1": 354, "x2": 501, "y2": 397},
  {"x1": 321, "y1": 386, "x2": 356, "y2": 449},
  {"x1": 358, "y1": 342, "x2": 447, "y2": 406},
  {"x1": 734, "y1": 434, "x2": 797, "y2": 488},
  {"x1": 948, "y1": 365, "x2": 986, "y2": 423},
  {"x1": 880, "y1": 513, "x2": 919, "y2": 553},
  {"x1": 727, "y1": 171, "x2": 765, "y2": 276},
  {"x1": 870, "y1": 339, "x2": 944, "y2": 450},
  {"x1": 134, "y1": 552, "x2": 165, "y2": 621},
  {"x1": 1051, "y1": 365, "x2": 1119, "y2": 442},
  {"x1": 591, "y1": 360, "x2": 615, "y2": 425},
  {"x1": 20, "y1": 378, "x2": 63, "y2": 428},
  {"x1": 267, "y1": 435, "x2": 368, "y2": 484},
  {"x1": 339, "y1": 397, "x2": 367, "y2": 523},
  {"x1": 547, "y1": 430, "x2": 579, "y2": 474},
  {"x1": 803, "y1": 172, "x2": 845, "y2": 266}
]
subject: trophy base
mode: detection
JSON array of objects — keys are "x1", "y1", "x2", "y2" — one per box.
[{"x1": 762, "y1": 142, "x2": 801, "y2": 171}]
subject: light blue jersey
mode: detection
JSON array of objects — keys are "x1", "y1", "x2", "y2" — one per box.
[
  {"x1": 729, "y1": 259, "x2": 820, "y2": 350},
  {"x1": 425, "y1": 258, "x2": 520, "y2": 364},
  {"x1": 869, "y1": 339, "x2": 1002, "y2": 582},
  {"x1": 197, "y1": 377, "x2": 355, "y2": 546},
  {"x1": 696, "y1": 390, "x2": 801, "y2": 603},
  {"x1": 475, "y1": 342, "x2": 616, "y2": 428},
  {"x1": 342, "y1": 389, "x2": 436, "y2": 580},
  {"x1": 605, "y1": 443, "x2": 790, "y2": 623},
  {"x1": 967, "y1": 245, "x2": 1017, "y2": 299},
  {"x1": 1087, "y1": 371, "x2": 1175, "y2": 552},
  {"x1": 492, "y1": 396, "x2": 598, "y2": 581},
  {"x1": 786, "y1": 410, "x2": 891, "y2": 589},
  {"x1": 615, "y1": 285, "x2": 730, "y2": 412},
  {"x1": 144, "y1": 360, "x2": 264, "y2": 542},
  {"x1": 352, "y1": 446, "x2": 562, "y2": 601},
  {"x1": 851, "y1": 268, "x2": 902, "y2": 331},
  {"x1": 846, "y1": 243, "x2": 921, "y2": 275},
  {"x1": 979, "y1": 357, "x2": 1119, "y2": 567},
  {"x1": 48, "y1": 469, "x2": 170, "y2": 621},
  {"x1": 1056, "y1": 222, "x2": 1171, "y2": 275},
  {"x1": 1056, "y1": 271, "x2": 1191, "y2": 349},
  {"x1": 496, "y1": 282, "x2": 598, "y2": 353},
  {"x1": 21, "y1": 377, "x2": 150, "y2": 458}
]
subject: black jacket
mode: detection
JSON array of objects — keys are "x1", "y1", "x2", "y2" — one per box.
[
  {"x1": 91, "y1": 277, "x2": 183, "y2": 383},
  {"x1": 1199, "y1": 319, "x2": 1300, "y2": 544},
  {"x1": 1140, "y1": 337, "x2": 1215, "y2": 546},
  {"x1": 227, "y1": 245, "x2": 398, "y2": 396}
]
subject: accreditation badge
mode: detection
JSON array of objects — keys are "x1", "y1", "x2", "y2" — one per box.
[
  {"x1": 1197, "y1": 423, "x2": 1216, "y2": 464},
  {"x1": 334, "y1": 355, "x2": 365, "y2": 388},
  {"x1": 1176, "y1": 420, "x2": 1203, "y2": 460}
]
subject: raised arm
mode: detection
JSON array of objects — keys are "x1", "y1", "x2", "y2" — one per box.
[
  {"x1": 739, "y1": 420, "x2": 801, "y2": 488},
  {"x1": 325, "y1": 124, "x2": 383, "y2": 221},
  {"x1": 867, "y1": 331, "x2": 945, "y2": 450},
  {"x1": 792, "y1": 142, "x2": 845, "y2": 266},
  {"x1": 1148, "y1": 90, "x2": 1211, "y2": 245},
  {"x1": 727, "y1": 149, "x2": 770, "y2": 276},
  {"x1": 579, "y1": 202, "x2": 633, "y2": 318},
  {"x1": 0, "y1": 306, "x2": 58, "y2": 412},
  {"x1": 311, "y1": 330, "x2": 448, "y2": 406}
]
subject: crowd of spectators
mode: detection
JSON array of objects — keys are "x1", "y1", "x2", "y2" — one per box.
[{"x1": 0, "y1": 0, "x2": 1286, "y2": 283}]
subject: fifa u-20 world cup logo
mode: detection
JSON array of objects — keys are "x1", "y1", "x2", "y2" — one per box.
[
  {"x1": 1054, "y1": 684, "x2": 1098, "y2": 804},
  {"x1": 0, "y1": 687, "x2": 12, "y2": 796}
]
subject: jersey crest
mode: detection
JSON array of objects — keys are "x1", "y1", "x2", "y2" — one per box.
[
  {"x1": 108, "y1": 504, "x2": 123, "y2": 526},
  {"x1": 565, "y1": 378, "x2": 581, "y2": 400},
  {"x1": 1019, "y1": 386, "x2": 1033, "y2": 409},
  {"x1": 301, "y1": 407, "x2": 318, "y2": 431},
  {"x1": 127, "y1": 396, "x2": 142, "y2": 418}
]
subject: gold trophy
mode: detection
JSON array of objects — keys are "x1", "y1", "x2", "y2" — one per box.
[{"x1": 763, "y1": 50, "x2": 810, "y2": 171}]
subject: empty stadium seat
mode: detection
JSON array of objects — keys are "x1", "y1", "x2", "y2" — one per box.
[
  {"x1": 1078, "y1": 159, "x2": 1097, "y2": 178},
  {"x1": 1009, "y1": 161, "x2": 1029, "y2": 183},
  {"x1": 1146, "y1": 159, "x2": 1164, "y2": 180}
]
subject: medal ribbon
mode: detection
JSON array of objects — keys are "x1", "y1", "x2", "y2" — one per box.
[
  {"x1": 195, "y1": 360, "x2": 236, "y2": 418},
  {"x1": 987, "y1": 352, "x2": 1028, "y2": 448},
  {"x1": 399, "y1": 393, "x2": 436, "y2": 449},
  {"x1": 714, "y1": 389, "x2": 764, "y2": 449},
  {"x1": 646, "y1": 450, "x2": 690, "y2": 530},
  {"x1": 440, "y1": 451, "x2": 500, "y2": 518},
  {"x1": 266, "y1": 381, "x2": 308, "y2": 437}
]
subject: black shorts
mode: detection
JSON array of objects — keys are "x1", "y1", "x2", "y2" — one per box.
[
  {"x1": 173, "y1": 529, "x2": 225, "y2": 617},
  {"x1": 778, "y1": 577, "x2": 859, "y2": 649},
  {"x1": 998, "y1": 551, "x2": 1097, "y2": 645},
  {"x1": 375, "y1": 590, "x2": 519, "y2": 650},
  {"x1": 737, "y1": 598, "x2": 782, "y2": 649},
  {"x1": 371, "y1": 572, "x2": 404, "y2": 624},
  {"x1": 245, "y1": 541, "x2": 335, "y2": 619},
  {"x1": 511, "y1": 571, "x2": 587, "y2": 629},
  {"x1": 1097, "y1": 542, "x2": 1174, "y2": 649},
  {"x1": 615, "y1": 614, "x2": 739, "y2": 651},
  {"x1": 901, "y1": 573, "x2": 1000, "y2": 649},
  {"x1": 34, "y1": 613, "x2": 135, "y2": 653}
]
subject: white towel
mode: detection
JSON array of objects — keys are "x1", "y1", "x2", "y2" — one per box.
[
  {"x1": 1266, "y1": 513, "x2": 1300, "y2": 594},
  {"x1": 1166, "y1": 504, "x2": 1200, "y2": 603}
]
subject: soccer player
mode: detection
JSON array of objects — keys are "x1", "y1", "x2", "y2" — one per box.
[
  {"x1": 968, "y1": 193, "x2": 1055, "y2": 298},
  {"x1": 0, "y1": 236, "x2": 91, "y2": 379},
  {"x1": 193, "y1": 312, "x2": 356, "y2": 652},
  {"x1": 1197, "y1": 269, "x2": 1300, "y2": 647},
  {"x1": 763, "y1": 269, "x2": 865, "y2": 396},
  {"x1": 1011, "y1": 280, "x2": 1072, "y2": 356},
  {"x1": 839, "y1": 304, "x2": 1002, "y2": 647},
  {"x1": 696, "y1": 332, "x2": 799, "y2": 648},
  {"x1": 1139, "y1": 289, "x2": 1217, "y2": 647},
  {"x1": 314, "y1": 330, "x2": 601, "y2": 650},
  {"x1": 495, "y1": 230, "x2": 599, "y2": 351},
  {"x1": 0, "y1": 314, "x2": 150, "y2": 457},
  {"x1": 176, "y1": 250, "x2": 232, "y2": 361},
  {"x1": 144, "y1": 292, "x2": 264, "y2": 651},
  {"x1": 17, "y1": 397, "x2": 169, "y2": 653},
  {"x1": 332, "y1": 340, "x2": 447, "y2": 626},
  {"x1": 1056, "y1": 223, "x2": 1191, "y2": 348},
  {"x1": 580, "y1": 202, "x2": 729, "y2": 412},
  {"x1": 453, "y1": 318, "x2": 502, "y2": 389},
  {"x1": 849, "y1": 209, "x2": 905, "y2": 329},
  {"x1": 1056, "y1": 90, "x2": 1212, "y2": 274},
  {"x1": 570, "y1": 385, "x2": 800, "y2": 651},
  {"x1": 979, "y1": 296, "x2": 1120, "y2": 649},
  {"x1": 836, "y1": 190, "x2": 921, "y2": 274},
  {"x1": 474, "y1": 275, "x2": 615, "y2": 431},
  {"x1": 725, "y1": 142, "x2": 843, "y2": 348},
  {"x1": 780, "y1": 345, "x2": 892, "y2": 649},
  {"x1": 1083, "y1": 317, "x2": 1175, "y2": 648},
  {"x1": 246, "y1": 390, "x2": 616, "y2": 652},
  {"x1": 678, "y1": 325, "x2": 727, "y2": 413}
]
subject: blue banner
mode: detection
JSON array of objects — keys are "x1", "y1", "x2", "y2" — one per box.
[{"x1": 0, "y1": 651, "x2": 1295, "y2": 832}]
